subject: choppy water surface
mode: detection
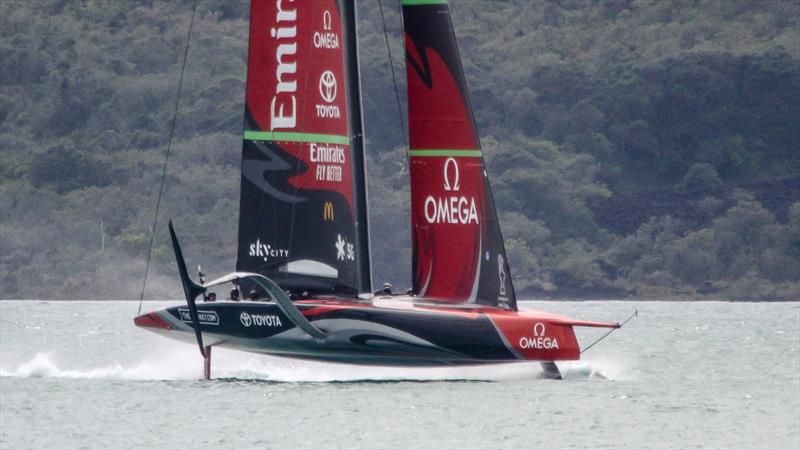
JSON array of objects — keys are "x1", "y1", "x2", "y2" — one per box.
[{"x1": 1, "y1": 300, "x2": 798, "y2": 449}]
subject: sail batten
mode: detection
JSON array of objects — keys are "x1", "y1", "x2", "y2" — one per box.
[
  {"x1": 408, "y1": 149, "x2": 483, "y2": 157},
  {"x1": 244, "y1": 131, "x2": 350, "y2": 145}
]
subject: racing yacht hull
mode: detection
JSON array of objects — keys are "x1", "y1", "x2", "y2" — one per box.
[{"x1": 135, "y1": 297, "x2": 616, "y2": 366}]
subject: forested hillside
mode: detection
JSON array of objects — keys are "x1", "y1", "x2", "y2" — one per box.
[{"x1": 1, "y1": 0, "x2": 798, "y2": 300}]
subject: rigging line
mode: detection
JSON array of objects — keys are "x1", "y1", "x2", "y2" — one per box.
[
  {"x1": 137, "y1": 0, "x2": 198, "y2": 316},
  {"x1": 580, "y1": 308, "x2": 638, "y2": 354},
  {"x1": 379, "y1": 0, "x2": 408, "y2": 153}
]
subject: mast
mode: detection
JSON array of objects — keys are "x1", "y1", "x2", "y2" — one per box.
[{"x1": 341, "y1": 0, "x2": 372, "y2": 295}]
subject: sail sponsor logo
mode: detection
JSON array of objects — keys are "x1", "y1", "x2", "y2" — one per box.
[
  {"x1": 498, "y1": 254, "x2": 507, "y2": 296},
  {"x1": 323, "y1": 201, "x2": 335, "y2": 221},
  {"x1": 178, "y1": 309, "x2": 219, "y2": 326},
  {"x1": 424, "y1": 158, "x2": 479, "y2": 225},
  {"x1": 335, "y1": 234, "x2": 355, "y2": 261},
  {"x1": 318, "y1": 71, "x2": 337, "y2": 102},
  {"x1": 310, "y1": 142, "x2": 345, "y2": 182},
  {"x1": 313, "y1": 10, "x2": 339, "y2": 49},
  {"x1": 497, "y1": 254, "x2": 510, "y2": 308},
  {"x1": 249, "y1": 238, "x2": 290, "y2": 262},
  {"x1": 270, "y1": 0, "x2": 297, "y2": 129},
  {"x1": 240, "y1": 311, "x2": 283, "y2": 328},
  {"x1": 315, "y1": 165, "x2": 342, "y2": 182},
  {"x1": 316, "y1": 71, "x2": 341, "y2": 119},
  {"x1": 310, "y1": 143, "x2": 345, "y2": 163},
  {"x1": 519, "y1": 322, "x2": 559, "y2": 350}
]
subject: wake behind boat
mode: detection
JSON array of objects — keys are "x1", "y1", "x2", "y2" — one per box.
[{"x1": 135, "y1": 0, "x2": 624, "y2": 379}]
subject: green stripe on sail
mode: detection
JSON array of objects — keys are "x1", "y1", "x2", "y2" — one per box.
[
  {"x1": 408, "y1": 149, "x2": 482, "y2": 157},
  {"x1": 244, "y1": 131, "x2": 349, "y2": 145},
  {"x1": 402, "y1": 0, "x2": 447, "y2": 5}
]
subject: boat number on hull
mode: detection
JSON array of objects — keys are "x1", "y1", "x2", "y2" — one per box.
[
  {"x1": 178, "y1": 309, "x2": 219, "y2": 326},
  {"x1": 240, "y1": 311, "x2": 283, "y2": 328},
  {"x1": 519, "y1": 322, "x2": 559, "y2": 349}
]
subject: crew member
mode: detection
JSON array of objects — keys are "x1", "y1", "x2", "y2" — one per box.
[
  {"x1": 249, "y1": 289, "x2": 259, "y2": 301},
  {"x1": 230, "y1": 288, "x2": 240, "y2": 301},
  {"x1": 206, "y1": 292, "x2": 216, "y2": 302}
]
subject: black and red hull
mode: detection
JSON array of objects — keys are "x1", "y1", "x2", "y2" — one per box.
[{"x1": 134, "y1": 296, "x2": 617, "y2": 366}]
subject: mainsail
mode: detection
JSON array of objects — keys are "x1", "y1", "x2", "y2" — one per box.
[
  {"x1": 402, "y1": 0, "x2": 517, "y2": 310},
  {"x1": 237, "y1": 0, "x2": 371, "y2": 296}
]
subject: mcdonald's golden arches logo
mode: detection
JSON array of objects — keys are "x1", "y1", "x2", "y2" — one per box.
[{"x1": 323, "y1": 201, "x2": 334, "y2": 221}]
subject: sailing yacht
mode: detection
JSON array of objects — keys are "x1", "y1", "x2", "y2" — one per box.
[{"x1": 135, "y1": 0, "x2": 621, "y2": 379}]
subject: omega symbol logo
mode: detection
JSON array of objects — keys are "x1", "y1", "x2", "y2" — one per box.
[
  {"x1": 323, "y1": 10, "x2": 332, "y2": 30},
  {"x1": 533, "y1": 322, "x2": 546, "y2": 337},
  {"x1": 319, "y1": 70, "x2": 337, "y2": 103},
  {"x1": 240, "y1": 312, "x2": 252, "y2": 327},
  {"x1": 443, "y1": 157, "x2": 460, "y2": 191}
]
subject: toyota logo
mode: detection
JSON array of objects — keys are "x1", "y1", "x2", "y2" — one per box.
[
  {"x1": 319, "y1": 70, "x2": 337, "y2": 103},
  {"x1": 240, "y1": 311, "x2": 252, "y2": 327}
]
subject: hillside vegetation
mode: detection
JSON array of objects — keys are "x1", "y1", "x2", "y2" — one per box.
[{"x1": 1, "y1": 0, "x2": 798, "y2": 300}]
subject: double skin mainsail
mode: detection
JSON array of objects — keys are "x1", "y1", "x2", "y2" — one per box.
[{"x1": 237, "y1": 0, "x2": 371, "y2": 297}]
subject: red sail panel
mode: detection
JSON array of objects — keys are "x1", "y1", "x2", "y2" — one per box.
[
  {"x1": 237, "y1": 0, "x2": 368, "y2": 296},
  {"x1": 246, "y1": 0, "x2": 351, "y2": 208},
  {"x1": 403, "y1": 0, "x2": 516, "y2": 310},
  {"x1": 246, "y1": 0, "x2": 349, "y2": 138}
]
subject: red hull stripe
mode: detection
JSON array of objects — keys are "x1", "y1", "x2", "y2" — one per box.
[
  {"x1": 300, "y1": 305, "x2": 348, "y2": 317},
  {"x1": 295, "y1": 298, "x2": 619, "y2": 329}
]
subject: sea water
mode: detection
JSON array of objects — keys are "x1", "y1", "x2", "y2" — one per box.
[{"x1": 1, "y1": 300, "x2": 798, "y2": 449}]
